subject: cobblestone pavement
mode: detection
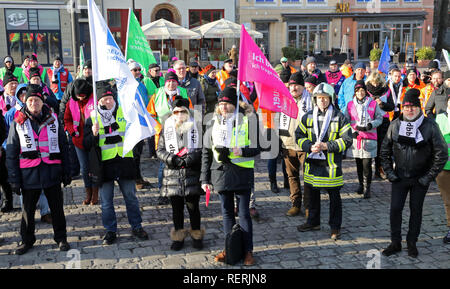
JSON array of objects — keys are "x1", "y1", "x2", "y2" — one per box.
[{"x1": 1, "y1": 147, "x2": 449, "y2": 269}]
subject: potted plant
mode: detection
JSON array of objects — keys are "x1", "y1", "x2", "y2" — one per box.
[
  {"x1": 369, "y1": 48, "x2": 382, "y2": 70},
  {"x1": 161, "y1": 55, "x2": 169, "y2": 70},
  {"x1": 218, "y1": 54, "x2": 228, "y2": 68},
  {"x1": 281, "y1": 47, "x2": 303, "y2": 68},
  {"x1": 416, "y1": 46, "x2": 436, "y2": 68}
]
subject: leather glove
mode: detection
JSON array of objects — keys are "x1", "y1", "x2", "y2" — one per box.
[
  {"x1": 215, "y1": 146, "x2": 230, "y2": 163},
  {"x1": 386, "y1": 172, "x2": 400, "y2": 183},
  {"x1": 418, "y1": 175, "x2": 432, "y2": 188},
  {"x1": 366, "y1": 123, "x2": 372, "y2": 130},
  {"x1": 172, "y1": 155, "x2": 186, "y2": 169},
  {"x1": 352, "y1": 131, "x2": 359, "y2": 138},
  {"x1": 10, "y1": 183, "x2": 21, "y2": 195},
  {"x1": 62, "y1": 175, "x2": 72, "y2": 187},
  {"x1": 356, "y1": 125, "x2": 368, "y2": 131}
]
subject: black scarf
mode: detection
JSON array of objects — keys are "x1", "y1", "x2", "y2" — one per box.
[
  {"x1": 151, "y1": 76, "x2": 161, "y2": 88},
  {"x1": 366, "y1": 83, "x2": 388, "y2": 98}
]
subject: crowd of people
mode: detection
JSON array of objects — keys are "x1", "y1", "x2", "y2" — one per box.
[{"x1": 0, "y1": 50, "x2": 449, "y2": 266}]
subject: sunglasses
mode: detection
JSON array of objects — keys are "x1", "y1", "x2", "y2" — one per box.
[
  {"x1": 132, "y1": 68, "x2": 141, "y2": 72},
  {"x1": 152, "y1": 69, "x2": 160, "y2": 72},
  {"x1": 173, "y1": 110, "x2": 188, "y2": 115}
]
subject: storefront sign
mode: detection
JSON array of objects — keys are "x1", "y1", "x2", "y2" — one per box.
[
  {"x1": 336, "y1": 3, "x2": 350, "y2": 13},
  {"x1": 6, "y1": 10, "x2": 28, "y2": 30}
]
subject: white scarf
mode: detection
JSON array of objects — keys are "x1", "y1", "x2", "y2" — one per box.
[
  {"x1": 52, "y1": 65, "x2": 63, "y2": 82},
  {"x1": 98, "y1": 103, "x2": 118, "y2": 136},
  {"x1": 212, "y1": 113, "x2": 235, "y2": 148},
  {"x1": 164, "y1": 115, "x2": 199, "y2": 154},
  {"x1": 399, "y1": 114, "x2": 424, "y2": 144},
  {"x1": 308, "y1": 105, "x2": 333, "y2": 160},
  {"x1": 389, "y1": 80, "x2": 403, "y2": 111},
  {"x1": 352, "y1": 97, "x2": 371, "y2": 126},
  {"x1": 279, "y1": 92, "x2": 312, "y2": 131},
  {"x1": 164, "y1": 87, "x2": 180, "y2": 106},
  {"x1": 17, "y1": 115, "x2": 60, "y2": 154}
]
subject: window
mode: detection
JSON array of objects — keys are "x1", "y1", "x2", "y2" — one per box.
[
  {"x1": 107, "y1": 9, "x2": 142, "y2": 52},
  {"x1": 404, "y1": 0, "x2": 420, "y2": 2},
  {"x1": 255, "y1": 0, "x2": 275, "y2": 2},
  {"x1": 307, "y1": 0, "x2": 325, "y2": 3},
  {"x1": 282, "y1": 0, "x2": 300, "y2": 2},
  {"x1": 288, "y1": 23, "x2": 328, "y2": 54},
  {"x1": 188, "y1": 10, "x2": 224, "y2": 51},
  {"x1": 5, "y1": 9, "x2": 61, "y2": 66}
]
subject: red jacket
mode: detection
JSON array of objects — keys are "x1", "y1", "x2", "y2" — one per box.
[{"x1": 64, "y1": 97, "x2": 91, "y2": 149}]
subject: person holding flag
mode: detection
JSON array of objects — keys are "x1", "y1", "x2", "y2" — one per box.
[
  {"x1": 201, "y1": 86, "x2": 260, "y2": 266},
  {"x1": 83, "y1": 81, "x2": 149, "y2": 245},
  {"x1": 296, "y1": 83, "x2": 352, "y2": 240},
  {"x1": 156, "y1": 96, "x2": 204, "y2": 251}
]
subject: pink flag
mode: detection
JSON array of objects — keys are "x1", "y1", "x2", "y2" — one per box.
[{"x1": 238, "y1": 25, "x2": 298, "y2": 119}]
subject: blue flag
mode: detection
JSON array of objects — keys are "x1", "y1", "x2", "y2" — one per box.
[{"x1": 377, "y1": 37, "x2": 390, "y2": 74}]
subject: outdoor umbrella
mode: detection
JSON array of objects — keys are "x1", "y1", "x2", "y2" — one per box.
[
  {"x1": 191, "y1": 18, "x2": 263, "y2": 39},
  {"x1": 141, "y1": 18, "x2": 201, "y2": 40}
]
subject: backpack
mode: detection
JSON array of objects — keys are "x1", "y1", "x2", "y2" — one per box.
[{"x1": 225, "y1": 224, "x2": 245, "y2": 265}]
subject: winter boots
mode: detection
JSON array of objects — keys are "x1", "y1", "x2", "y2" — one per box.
[
  {"x1": 190, "y1": 228, "x2": 205, "y2": 250},
  {"x1": 82, "y1": 187, "x2": 99, "y2": 205}
]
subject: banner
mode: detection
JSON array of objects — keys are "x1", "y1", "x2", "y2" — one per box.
[
  {"x1": 237, "y1": 25, "x2": 298, "y2": 119},
  {"x1": 88, "y1": 0, "x2": 156, "y2": 156},
  {"x1": 125, "y1": 9, "x2": 157, "y2": 77},
  {"x1": 443, "y1": 49, "x2": 450, "y2": 70}
]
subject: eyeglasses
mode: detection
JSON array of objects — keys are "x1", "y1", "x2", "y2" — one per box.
[
  {"x1": 152, "y1": 69, "x2": 160, "y2": 73},
  {"x1": 132, "y1": 68, "x2": 141, "y2": 72},
  {"x1": 174, "y1": 67, "x2": 186, "y2": 71},
  {"x1": 173, "y1": 110, "x2": 187, "y2": 115}
]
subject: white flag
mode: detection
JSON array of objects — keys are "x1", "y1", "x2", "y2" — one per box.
[
  {"x1": 88, "y1": 0, "x2": 156, "y2": 156},
  {"x1": 443, "y1": 49, "x2": 450, "y2": 70}
]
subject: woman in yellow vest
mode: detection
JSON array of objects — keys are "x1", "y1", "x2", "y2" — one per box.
[
  {"x1": 83, "y1": 81, "x2": 149, "y2": 245},
  {"x1": 435, "y1": 95, "x2": 450, "y2": 243},
  {"x1": 201, "y1": 87, "x2": 260, "y2": 266}
]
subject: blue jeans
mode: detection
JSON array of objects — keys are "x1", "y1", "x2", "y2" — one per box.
[
  {"x1": 100, "y1": 179, "x2": 143, "y2": 232},
  {"x1": 219, "y1": 191, "x2": 253, "y2": 252},
  {"x1": 20, "y1": 191, "x2": 50, "y2": 216},
  {"x1": 74, "y1": 146, "x2": 92, "y2": 188},
  {"x1": 158, "y1": 161, "x2": 165, "y2": 190}
]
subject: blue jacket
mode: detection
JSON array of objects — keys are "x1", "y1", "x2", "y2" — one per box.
[
  {"x1": 337, "y1": 74, "x2": 366, "y2": 111},
  {"x1": 2, "y1": 83, "x2": 27, "y2": 149},
  {"x1": 49, "y1": 66, "x2": 73, "y2": 100}
]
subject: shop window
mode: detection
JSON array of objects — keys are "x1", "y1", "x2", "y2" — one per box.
[
  {"x1": 189, "y1": 10, "x2": 224, "y2": 51},
  {"x1": 38, "y1": 10, "x2": 59, "y2": 30}
]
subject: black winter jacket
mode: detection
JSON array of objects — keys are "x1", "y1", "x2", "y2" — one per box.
[
  {"x1": 6, "y1": 105, "x2": 70, "y2": 189},
  {"x1": 83, "y1": 107, "x2": 137, "y2": 183},
  {"x1": 157, "y1": 116, "x2": 203, "y2": 197},
  {"x1": 302, "y1": 69, "x2": 327, "y2": 84},
  {"x1": 200, "y1": 102, "x2": 260, "y2": 194},
  {"x1": 380, "y1": 113, "x2": 447, "y2": 184},
  {"x1": 425, "y1": 84, "x2": 449, "y2": 118}
]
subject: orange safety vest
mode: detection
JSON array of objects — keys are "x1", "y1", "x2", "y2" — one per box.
[
  {"x1": 420, "y1": 84, "x2": 435, "y2": 116},
  {"x1": 216, "y1": 69, "x2": 230, "y2": 91},
  {"x1": 47, "y1": 68, "x2": 70, "y2": 93}
]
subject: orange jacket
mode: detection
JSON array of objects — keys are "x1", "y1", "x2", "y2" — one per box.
[
  {"x1": 420, "y1": 84, "x2": 435, "y2": 116},
  {"x1": 340, "y1": 65, "x2": 353, "y2": 79},
  {"x1": 399, "y1": 80, "x2": 426, "y2": 111},
  {"x1": 216, "y1": 69, "x2": 230, "y2": 91}
]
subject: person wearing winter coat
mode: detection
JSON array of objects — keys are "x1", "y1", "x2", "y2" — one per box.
[
  {"x1": 200, "y1": 64, "x2": 220, "y2": 115},
  {"x1": 27, "y1": 67, "x2": 59, "y2": 114},
  {"x1": 435, "y1": 94, "x2": 450, "y2": 244},
  {"x1": 425, "y1": 71, "x2": 448, "y2": 118},
  {"x1": 6, "y1": 84, "x2": 71, "y2": 255},
  {"x1": 83, "y1": 81, "x2": 149, "y2": 245},
  {"x1": 400, "y1": 68, "x2": 426, "y2": 110},
  {"x1": 22, "y1": 54, "x2": 50, "y2": 87},
  {"x1": 344, "y1": 80, "x2": 384, "y2": 199},
  {"x1": 338, "y1": 62, "x2": 367, "y2": 112},
  {"x1": 366, "y1": 72, "x2": 395, "y2": 180},
  {"x1": 0, "y1": 55, "x2": 23, "y2": 83},
  {"x1": 64, "y1": 78, "x2": 97, "y2": 205},
  {"x1": 296, "y1": 83, "x2": 353, "y2": 240},
  {"x1": 174, "y1": 60, "x2": 205, "y2": 112},
  {"x1": 47, "y1": 56, "x2": 73, "y2": 101},
  {"x1": 380, "y1": 88, "x2": 447, "y2": 258},
  {"x1": 302, "y1": 56, "x2": 327, "y2": 84},
  {"x1": 280, "y1": 72, "x2": 312, "y2": 217},
  {"x1": 325, "y1": 59, "x2": 346, "y2": 96},
  {"x1": 157, "y1": 97, "x2": 204, "y2": 251},
  {"x1": 201, "y1": 87, "x2": 260, "y2": 266}
]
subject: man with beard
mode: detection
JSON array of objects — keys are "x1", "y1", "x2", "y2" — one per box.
[
  {"x1": 302, "y1": 56, "x2": 327, "y2": 84},
  {"x1": 425, "y1": 71, "x2": 447, "y2": 118}
]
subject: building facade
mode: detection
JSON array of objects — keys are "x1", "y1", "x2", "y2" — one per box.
[
  {"x1": 239, "y1": 0, "x2": 434, "y2": 63},
  {"x1": 0, "y1": 0, "x2": 76, "y2": 68}
]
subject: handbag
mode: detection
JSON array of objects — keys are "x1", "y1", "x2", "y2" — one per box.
[{"x1": 225, "y1": 224, "x2": 245, "y2": 265}]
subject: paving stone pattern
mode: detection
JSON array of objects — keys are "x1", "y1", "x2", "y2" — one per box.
[{"x1": 1, "y1": 147, "x2": 449, "y2": 269}]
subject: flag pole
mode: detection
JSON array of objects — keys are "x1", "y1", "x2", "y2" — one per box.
[
  {"x1": 125, "y1": 8, "x2": 131, "y2": 60},
  {"x1": 87, "y1": 0, "x2": 98, "y2": 122},
  {"x1": 235, "y1": 79, "x2": 240, "y2": 147}
]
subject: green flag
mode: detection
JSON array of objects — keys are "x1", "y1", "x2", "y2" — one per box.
[
  {"x1": 78, "y1": 45, "x2": 85, "y2": 78},
  {"x1": 125, "y1": 9, "x2": 156, "y2": 77}
]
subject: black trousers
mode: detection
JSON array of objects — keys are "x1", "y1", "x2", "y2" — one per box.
[
  {"x1": 133, "y1": 140, "x2": 145, "y2": 179},
  {"x1": 375, "y1": 118, "x2": 390, "y2": 170},
  {"x1": 0, "y1": 150, "x2": 12, "y2": 205},
  {"x1": 147, "y1": 136, "x2": 156, "y2": 158},
  {"x1": 170, "y1": 195, "x2": 201, "y2": 230},
  {"x1": 355, "y1": 158, "x2": 372, "y2": 184},
  {"x1": 67, "y1": 134, "x2": 80, "y2": 177},
  {"x1": 21, "y1": 184, "x2": 67, "y2": 245},
  {"x1": 390, "y1": 178, "x2": 428, "y2": 243},
  {"x1": 306, "y1": 185, "x2": 342, "y2": 230}
]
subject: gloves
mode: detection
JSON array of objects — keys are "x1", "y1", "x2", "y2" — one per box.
[
  {"x1": 10, "y1": 183, "x2": 21, "y2": 195},
  {"x1": 355, "y1": 123, "x2": 372, "y2": 131},
  {"x1": 215, "y1": 146, "x2": 230, "y2": 163},
  {"x1": 386, "y1": 172, "x2": 400, "y2": 183},
  {"x1": 352, "y1": 131, "x2": 359, "y2": 138},
  {"x1": 172, "y1": 155, "x2": 186, "y2": 169},
  {"x1": 418, "y1": 175, "x2": 432, "y2": 188},
  {"x1": 62, "y1": 175, "x2": 72, "y2": 187}
]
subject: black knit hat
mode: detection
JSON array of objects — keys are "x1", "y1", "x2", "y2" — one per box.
[
  {"x1": 304, "y1": 75, "x2": 318, "y2": 86},
  {"x1": 25, "y1": 84, "x2": 44, "y2": 101},
  {"x1": 218, "y1": 87, "x2": 238, "y2": 105},
  {"x1": 354, "y1": 80, "x2": 367, "y2": 93},
  {"x1": 224, "y1": 77, "x2": 237, "y2": 88},
  {"x1": 3, "y1": 71, "x2": 18, "y2": 86},
  {"x1": 171, "y1": 95, "x2": 190, "y2": 110},
  {"x1": 148, "y1": 63, "x2": 159, "y2": 69},
  {"x1": 54, "y1": 56, "x2": 63, "y2": 63},
  {"x1": 31, "y1": 54, "x2": 38, "y2": 62},
  {"x1": 96, "y1": 80, "x2": 115, "y2": 101},
  {"x1": 73, "y1": 78, "x2": 92, "y2": 98},
  {"x1": 84, "y1": 59, "x2": 92, "y2": 69},
  {"x1": 288, "y1": 72, "x2": 304, "y2": 86},
  {"x1": 165, "y1": 71, "x2": 179, "y2": 84},
  {"x1": 29, "y1": 67, "x2": 41, "y2": 79},
  {"x1": 406, "y1": 68, "x2": 417, "y2": 76},
  {"x1": 402, "y1": 88, "x2": 421, "y2": 107}
]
